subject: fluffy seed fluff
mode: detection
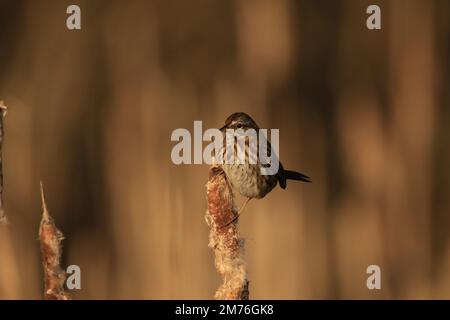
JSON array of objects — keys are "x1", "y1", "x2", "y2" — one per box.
[{"x1": 205, "y1": 165, "x2": 249, "y2": 300}]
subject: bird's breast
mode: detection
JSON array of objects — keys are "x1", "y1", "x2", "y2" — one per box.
[{"x1": 222, "y1": 163, "x2": 277, "y2": 199}]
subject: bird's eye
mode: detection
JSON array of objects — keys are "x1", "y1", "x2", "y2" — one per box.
[{"x1": 236, "y1": 124, "x2": 242, "y2": 129}]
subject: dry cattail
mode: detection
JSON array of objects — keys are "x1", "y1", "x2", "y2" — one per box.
[
  {"x1": 0, "y1": 100, "x2": 7, "y2": 225},
  {"x1": 205, "y1": 165, "x2": 249, "y2": 300},
  {"x1": 38, "y1": 182, "x2": 70, "y2": 300}
]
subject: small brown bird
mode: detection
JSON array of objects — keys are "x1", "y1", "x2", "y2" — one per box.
[{"x1": 218, "y1": 112, "x2": 310, "y2": 225}]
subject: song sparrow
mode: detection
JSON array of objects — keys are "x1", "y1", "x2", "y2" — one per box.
[{"x1": 217, "y1": 112, "x2": 310, "y2": 226}]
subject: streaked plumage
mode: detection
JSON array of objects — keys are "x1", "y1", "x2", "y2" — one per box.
[{"x1": 218, "y1": 112, "x2": 310, "y2": 200}]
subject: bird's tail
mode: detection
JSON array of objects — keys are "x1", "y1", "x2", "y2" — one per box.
[{"x1": 284, "y1": 170, "x2": 311, "y2": 183}]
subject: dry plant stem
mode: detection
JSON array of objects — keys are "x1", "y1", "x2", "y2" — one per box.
[
  {"x1": 205, "y1": 165, "x2": 249, "y2": 300},
  {"x1": 0, "y1": 101, "x2": 7, "y2": 225},
  {"x1": 39, "y1": 182, "x2": 70, "y2": 300}
]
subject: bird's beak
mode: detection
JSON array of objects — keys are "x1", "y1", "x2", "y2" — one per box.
[{"x1": 219, "y1": 124, "x2": 226, "y2": 131}]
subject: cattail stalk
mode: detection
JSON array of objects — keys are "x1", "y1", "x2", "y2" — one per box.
[
  {"x1": 39, "y1": 182, "x2": 70, "y2": 300},
  {"x1": 0, "y1": 100, "x2": 7, "y2": 225},
  {"x1": 205, "y1": 165, "x2": 249, "y2": 300}
]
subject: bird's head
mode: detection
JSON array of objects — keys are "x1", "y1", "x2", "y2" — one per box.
[{"x1": 220, "y1": 112, "x2": 259, "y2": 131}]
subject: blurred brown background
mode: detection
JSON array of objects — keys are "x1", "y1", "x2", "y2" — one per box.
[{"x1": 0, "y1": 0, "x2": 449, "y2": 299}]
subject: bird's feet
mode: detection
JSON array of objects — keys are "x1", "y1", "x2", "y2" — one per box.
[{"x1": 219, "y1": 198, "x2": 252, "y2": 228}]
